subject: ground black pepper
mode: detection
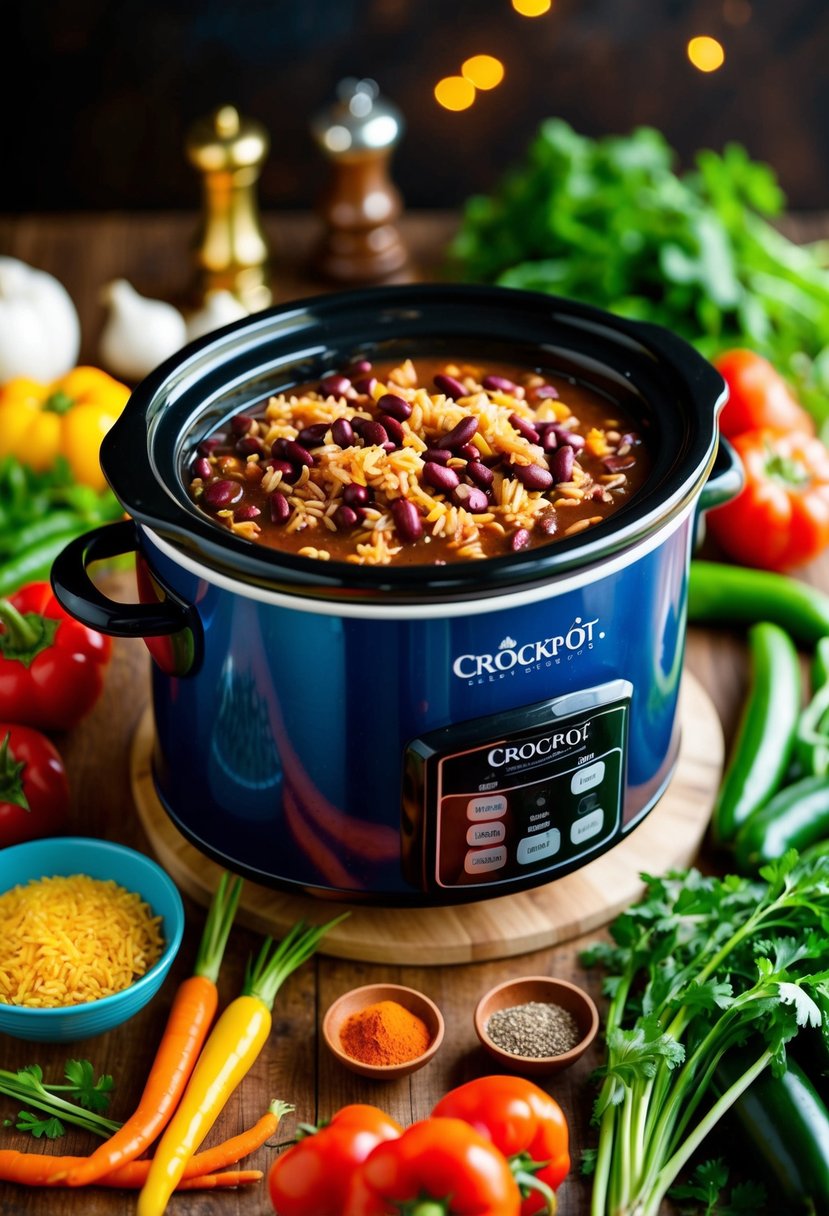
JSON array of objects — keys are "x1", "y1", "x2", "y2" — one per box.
[{"x1": 485, "y1": 1000, "x2": 581, "y2": 1058}]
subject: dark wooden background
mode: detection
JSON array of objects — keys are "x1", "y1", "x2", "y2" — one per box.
[{"x1": 6, "y1": 0, "x2": 829, "y2": 215}]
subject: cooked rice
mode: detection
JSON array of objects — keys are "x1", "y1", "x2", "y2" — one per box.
[{"x1": 0, "y1": 874, "x2": 165, "y2": 1008}]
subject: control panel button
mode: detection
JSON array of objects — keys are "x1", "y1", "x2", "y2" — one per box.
[
  {"x1": 517, "y1": 829, "x2": 561, "y2": 865},
  {"x1": 570, "y1": 808, "x2": 604, "y2": 844},
  {"x1": 571, "y1": 760, "x2": 605, "y2": 795},
  {"x1": 578, "y1": 792, "x2": 600, "y2": 815},
  {"x1": 466, "y1": 794, "x2": 508, "y2": 821},
  {"x1": 464, "y1": 846, "x2": 507, "y2": 874},
  {"x1": 466, "y1": 822, "x2": 506, "y2": 847}
]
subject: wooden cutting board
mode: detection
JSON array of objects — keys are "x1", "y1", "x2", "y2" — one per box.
[{"x1": 132, "y1": 671, "x2": 722, "y2": 964}]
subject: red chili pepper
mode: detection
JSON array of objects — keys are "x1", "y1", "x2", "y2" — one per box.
[
  {"x1": 707, "y1": 428, "x2": 829, "y2": 572},
  {"x1": 432, "y1": 1076, "x2": 568, "y2": 1214},
  {"x1": 0, "y1": 581, "x2": 112, "y2": 731},
  {"x1": 0, "y1": 723, "x2": 69, "y2": 846},
  {"x1": 346, "y1": 1117, "x2": 522, "y2": 1216},
  {"x1": 267, "y1": 1104, "x2": 403, "y2": 1216}
]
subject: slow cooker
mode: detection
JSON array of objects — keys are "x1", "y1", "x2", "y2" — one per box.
[{"x1": 51, "y1": 285, "x2": 737, "y2": 904}]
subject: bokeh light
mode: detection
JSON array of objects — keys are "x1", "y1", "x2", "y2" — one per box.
[
  {"x1": 434, "y1": 76, "x2": 477, "y2": 111},
  {"x1": 687, "y1": 35, "x2": 726, "y2": 72},
  {"x1": 512, "y1": 0, "x2": 552, "y2": 16},
  {"x1": 462, "y1": 55, "x2": 505, "y2": 90}
]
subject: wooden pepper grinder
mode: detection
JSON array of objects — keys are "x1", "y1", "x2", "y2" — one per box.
[
  {"x1": 185, "y1": 104, "x2": 273, "y2": 311},
  {"x1": 310, "y1": 78, "x2": 409, "y2": 284}
]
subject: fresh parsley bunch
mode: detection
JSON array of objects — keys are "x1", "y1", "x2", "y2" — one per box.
[
  {"x1": 449, "y1": 121, "x2": 829, "y2": 433},
  {"x1": 580, "y1": 850, "x2": 829, "y2": 1216}
]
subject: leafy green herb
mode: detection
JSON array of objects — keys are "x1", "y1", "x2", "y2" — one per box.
[
  {"x1": 580, "y1": 849, "x2": 829, "y2": 1216},
  {"x1": 6, "y1": 1111, "x2": 67, "y2": 1140},
  {"x1": 670, "y1": 1159, "x2": 767, "y2": 1215},
  {"x1": 449, "y1": 121, "x2": 829, "y2": 435},
  {"x1": 0, "y1": 1061, "x2": 120, "y2": 1141}
]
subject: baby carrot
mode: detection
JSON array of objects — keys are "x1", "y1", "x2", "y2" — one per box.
[
  {"x1": 0, "y1": 1099, "x2": 289, "y2": 1188},
  {"x1": 0, "y1": 1152, "x2": 261, "y2": 1190},
  {"x1": 137, "y1": 914, "x2": 346, "y2": 1216},
  {"x1": 63, "y1": 871, "x2": 243, "y2": 1188}
]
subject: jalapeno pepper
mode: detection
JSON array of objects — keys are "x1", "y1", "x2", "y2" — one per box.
[{"x1": 688, "y1": 560, "x2": 829, "y2": 646}]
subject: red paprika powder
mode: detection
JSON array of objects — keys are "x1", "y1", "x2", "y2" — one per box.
[{"x1": 340, "y1": 999, "x2": 431, "y2": 1066}]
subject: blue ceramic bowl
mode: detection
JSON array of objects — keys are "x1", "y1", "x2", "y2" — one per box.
[{"x1": 0, "y1": 836, "x2": 184, "y2": 1042}]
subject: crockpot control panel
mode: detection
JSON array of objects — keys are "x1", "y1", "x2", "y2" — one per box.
[{"x1": 402, "y1": 680, "x2": 631, "y2": 893}]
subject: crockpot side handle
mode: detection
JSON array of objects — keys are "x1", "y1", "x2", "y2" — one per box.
[
  {"x1": 697, "y1": 437, "x2": 744, "y2": 513},
  {"x1": 50, "y1": 519, "x2": 193, "y2": 637}
]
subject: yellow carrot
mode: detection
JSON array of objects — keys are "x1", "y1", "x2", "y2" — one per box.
[{"x1": 136, "y1": 914, "x2": 346, "y2": 1216}]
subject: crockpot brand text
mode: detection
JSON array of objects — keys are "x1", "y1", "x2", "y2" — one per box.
[
  {"x1": 452, "y1": 617, "x2": 602, "y2": 682},
  {"x1": 488, "y1": 721, "x2": 591, "y2": 768}
]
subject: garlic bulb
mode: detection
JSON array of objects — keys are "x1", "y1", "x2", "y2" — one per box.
[
  {"x1": 99, "y1": 279, "x2": 187, "y2": 382},
  {"x1": 0, "y1": 257, "x2": 81, "y2": 381},
  {"x1": 185, "y1": 291, "x2": 249, "y2": 341}
]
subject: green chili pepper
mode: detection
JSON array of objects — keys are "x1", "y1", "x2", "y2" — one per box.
[
  {"x1": 811, "y1": 636, "x2": 829, "y2": 692},
  {"x1": 689, "y1": 560, "x2": 829, "y2": 646},
  {"x1": 710, "y1": 620, "x2": 801, "y2": 849},
  {"x1": 733, "y1": 774, "x2": 829, "y2": 874},
  {"x1": 0, "y1": 527, "x2": 94, "y2": 598},
  {"x1": 0, "y1": 511, "x2": 87, "y2": 561}
]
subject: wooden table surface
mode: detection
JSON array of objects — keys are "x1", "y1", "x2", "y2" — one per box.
[{"x1": 0, "y1": 209, "x2": 827, "y2": 1216}]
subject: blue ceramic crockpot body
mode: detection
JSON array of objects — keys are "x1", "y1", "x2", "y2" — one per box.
[{"x1": 51, "y1": 285, "x2": 734, "y2": 904}]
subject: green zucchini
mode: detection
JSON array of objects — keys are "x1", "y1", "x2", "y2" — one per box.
[
  {"x1": 710, "y1": 621, "x2": 801, "y2": 848},
  {"x1": 733, "y1": 774, "x2": 829, "y2": 874},
  {"x1": 714, "y1": 1052, "x2": 829, "y2": 1214}
]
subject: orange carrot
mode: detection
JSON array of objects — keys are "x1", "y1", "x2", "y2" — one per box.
[
  {"x1": 1, "y1": 1098, "x2": 288, "y2": 1188},
  {"x1": 0, "y1": 1152, "x2": 261, "y2": 1189},
  {"x1": 62, "y1": 871, "x2": 243, "y2": 1188}
]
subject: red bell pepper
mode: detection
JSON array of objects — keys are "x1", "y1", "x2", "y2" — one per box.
[
  {"x1": 0, "y1": 723, "x2": 69, "y2": 846},
  {"x1": 267, "y1": 1104, "x2": 403, "y2": 1216},
  {"x1": 432, "y1": 1076, "x2": 568, "y2": 1213},
  {"x1": 713, "y1": 349, "x2": 814, "y2": 440},
  {"x1": 346, "y1": 1117, "x2": 522, "y2": 1216},
  {"x1": 707, "y1": 427, "x2": 829, "y2": 572},
  {"x1": 0, "y1": 581, "x2": 112, "y2": 731}
]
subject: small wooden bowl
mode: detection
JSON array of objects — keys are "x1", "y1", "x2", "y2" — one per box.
[
  {"x1": 323, "y1": 982, "x2": 445, "y2": 1080},
  {"x1": 474, "y1": 975, "x2": 599, "y2": 1077}
]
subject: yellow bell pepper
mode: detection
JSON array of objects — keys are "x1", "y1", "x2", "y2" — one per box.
[{"x1": 0, "y1": 366, "x2": 130, "y2": 491}]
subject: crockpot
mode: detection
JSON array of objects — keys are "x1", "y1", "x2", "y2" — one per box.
[{"x1": 51, "y1": 284, "x2": 737, "y2": 904}]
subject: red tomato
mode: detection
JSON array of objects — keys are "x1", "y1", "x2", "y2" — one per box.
[
  {"x1": 432, "y1": 1075, "x2": 570, "y2": 1212},
  {"x1": 346, "y1": 1117, "x2": 522, "y2": 1215},
  {"x1": 0, "y1": 723, "x2": 69, "y2": 845},
  {"x1": 707, "y1": 427, "x2": 829, "y2": 571},
  {"x1": 268, "y1": 1104, "x2": 402, "y2": 1216},
  {"x1": 714, "y1": 349, "x2": 814, "y2": 440}
]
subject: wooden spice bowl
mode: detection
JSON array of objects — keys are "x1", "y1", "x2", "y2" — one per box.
[
  {"x1": 322, "y1": 982, "x2": 445, "y2": 1080},
  {"x1": 474, "y1": 975, "x2": 599, "y2": 1077}
]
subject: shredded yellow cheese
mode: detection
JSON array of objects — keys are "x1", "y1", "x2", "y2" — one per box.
[{"x1": 0, "y1": 874, "x2": 165, "y2": 1008}]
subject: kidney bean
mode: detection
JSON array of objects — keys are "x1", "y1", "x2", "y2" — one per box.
[
  {"x1": 512, "y1": 462, "x2": 554, "y2": 491},
  {"x1": 345, "y1": 359, "x2": 373, "y2": 377},
  {"x1": 230, "y1": 413, "x2": 255, "y2": 435},
  {"x1": 353, "y1": 376, "x2": 377, "y2": 395},
  {"x1": 343, "y1": 483, "x2": 371, "y2": 508},
  {"x1": 202, "y1": 479, "x2": 243, "y2": 510},
  {"x1": 381, "y1": 415, "x2": 405, "y2": 446},
  {"x1": 423, "y1": 447, "x2": 453, "y2": 465},
  {"x1": 452, "y1": 484, "x2": 489, "y2": 512},
  {"x1": 267, "y1": 458, "x2": 297, "y2": 482},
  {"x1": 422, "y1": 462, "x2": 460, "y2": 493},
  {"x1": 541, "y1": 429, "x2": 559, "y2": 453},
  {"x1": 271, "y1": 437, "x2": 289, "y2": 458},
  {"x1": 377, "y1": 393, "x2": 412, "y2": 421},
  {"x1": 361, "y1": 420, "x2": 389, "y2": 447},
  {"x1": 538, "y1": 513, "x2": 557, "y2": 535},
  {"x1": 269, "y1": 490, "x2": 291, "y2": 523},
  {"x1": 465, "y1": 460, "x2": 494, "y2": 489},
  {"x1": 434, "y1": 372, "x2": 467, "y2": 399},
  {"x1": 511, "y1": 528, "x2": 531, "y2": 551},
  {"x1": 334, "y1": 504, "x2": 360, "y2": 529},
  {"x1": 235, "y1": 503, "x2": 261, "y2": 521},
  {"x1": 549, "y1": 424, "x2": 585, "y2": 451},
  {"x1": 191, "y1": 456, "x2": 212, "y2": 480},
  {"x1": 391, "y1": 498, "x2": 423, "y2": 543},
  {"x1": 483, "y1": 374, "x2": 518, "y2": 393},
  {"x1": 283, "y1": 439, "x2": 315, "y2": 468},
  {"x1": 198, "y1": 436, "x2": 223, "y2": 456},
  {"x1": 438, "y1": 416, "x2": 478, "y2": 450},
  {"x1": 603, "y1": 453, "x2": 636, "y2": 472},
  {"x1": 457, "y1": 442, "x2": 479, "y2": 461},
  {"x1": 320, "y1": 373, "x2": 352, "y2": 397},
  {"x1": 235, "y1": 435, "x2": 266, "y2": 457},
  {"x1": 528, "y1": 383, "x2": 559, "y2": 402},
  {"x1": 331, "y1": 417, "x2": 355, "y2": 448},
  {"x1": 297, "y1": 423, "x2": 330, "y2": 447},
  {"x1": 509, "y1": 412, "x2": 540, "y2": 444},
  {"x1": 550, "y1": 445, "x2": 575, "y2": 483}
]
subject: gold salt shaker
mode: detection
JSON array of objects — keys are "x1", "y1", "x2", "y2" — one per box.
[
  {"x1": 310, "y1": 78, "x2": 409, "y2": 284},
  {"x1": 185, "y1": 104, "x2": 272, "y2": 311}
]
